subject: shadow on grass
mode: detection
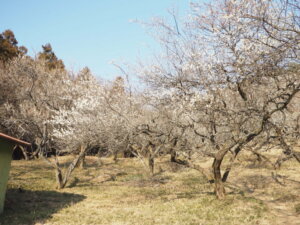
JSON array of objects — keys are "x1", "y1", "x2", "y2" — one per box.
[{"x1": 0, "y1": 188, "x2": 86, "y2": 225}]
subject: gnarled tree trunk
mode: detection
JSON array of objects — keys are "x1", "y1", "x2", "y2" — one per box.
[
  {"x1": 213, "y1": 149, "x2": 228, "y2": 199},
  {"x1": 53, "y1": 146, "x2": 87, "y2": 189}
]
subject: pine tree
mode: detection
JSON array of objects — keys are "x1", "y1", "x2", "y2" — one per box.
[
  {"x1": 0, "y1": 29, "x2": 27, "y2": 63},
  {"x1": 38, "y1": 43, "x2": 65, "y2": 70}
]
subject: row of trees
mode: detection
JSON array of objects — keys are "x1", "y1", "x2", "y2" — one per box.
[
  {"x1": 0, "y1": 0, "x2": 299, "y2": 198},
  {"x1": 135, "y1": 0, "x2": 300, "y2": 198}
]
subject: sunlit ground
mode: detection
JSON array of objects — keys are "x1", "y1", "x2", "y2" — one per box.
[{"x1": 1, "y1": 151, "x2": 300, "y2": 225}]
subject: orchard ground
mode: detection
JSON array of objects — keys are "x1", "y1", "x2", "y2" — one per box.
[{"x1": 1, "y1": 149, "x2": 300, "y2": 225}]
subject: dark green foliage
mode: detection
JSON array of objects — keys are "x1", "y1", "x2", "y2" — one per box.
[
  {"x1": 38, "y1": 43, "x2": 65, "y2": 70},
  {"x1": 0, "y1": 29, "x2": 27, "y2": 63}
]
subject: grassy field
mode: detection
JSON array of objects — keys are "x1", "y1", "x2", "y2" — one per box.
[{"x1": 0, "y1": 152, "x2": 299, "y2": 225}]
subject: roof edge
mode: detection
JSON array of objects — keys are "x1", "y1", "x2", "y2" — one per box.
[{"x1": 0, "y1": 133, "x2": 31, "y2": 146}]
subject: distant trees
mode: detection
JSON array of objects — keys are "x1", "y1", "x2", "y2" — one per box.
[
  {"x1": 38, "y1": 43, "x2": 65, "y2": 70},
  {"x1": 0, "y1": 29, "x2": 27, "y2": 64},
  {"x1": 0, "y1": 57, "x2": 70, "y2": 152},
  {"x1": 0, "y1": 0, "x2": 299, "y2": 198},
  {"x1": 136, "y1": 0, "x2": 300, "y2": 198}
]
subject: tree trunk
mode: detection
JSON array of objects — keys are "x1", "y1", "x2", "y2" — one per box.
[
  {"x1": 54, "y1": 147, "x2": 87, "y2": 189},
  {"x1": 113, "y1": 150, "x2": 118, "y2": 162},
  {"x1": 170, "y1": 138, "x2": 178, "y2": 162},
  {"x1": 32, "y1": 147, "x2": 40, "y2": 159},
  {"x1": 76, "y1": 145, "x2": 87, "y2": 169},
  {"x1": 55, "y1": 167, "x2": 64, "y2": 189},
  {"x1": 19, "y1": 145, "x2": 29, "y2": 160},
  {"x1": 148, "y1": 156, "x2": 154, "y2": 176},
  {"x1": 186, "y1": 160, "x2": 214, "y2": 182},
  {"x1": 213, "y1": 158, "x2": 226, "y2": 199},
  {"x1": 54, "y1": 158, "x2": 64, "y2": 189},
  {"x1": 170, "y1": 148, "x2": 177, "y2": 162},
  {"x1": 222, "y1": 146, "x2": 241, "y2": 182},
  {"x1": 79, "y1": 153, "x2": 86, "y2": 169},
  {"x1": 61, "y1": 148, "x2": 86, "y2": 188},
  {"x1": 213, "y1": 149, "x2": 228, "y2": 199},
  {"x1": 148, "y1": 145, "x2": 155, "y2": 176}
]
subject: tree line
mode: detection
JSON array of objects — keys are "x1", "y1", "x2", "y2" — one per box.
[{"x1": 0, "y1": 0, "x2": 299, "y2": 199}]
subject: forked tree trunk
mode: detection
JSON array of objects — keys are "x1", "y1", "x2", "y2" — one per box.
[{"x1": 55, "y1": 147, "x2": 87, "y2": 189}]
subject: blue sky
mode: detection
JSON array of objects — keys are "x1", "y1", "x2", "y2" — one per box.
[{"x1": 1, "y1": 0, "x2": 192, "y2": 80}]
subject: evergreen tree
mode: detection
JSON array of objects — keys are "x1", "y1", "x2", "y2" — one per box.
[
  {"x1": 0, "y1": 29, "x2": 27, "y2": 63},
  {"x1": 38, "y1": 43, "x2": 65, "y2": 70}
]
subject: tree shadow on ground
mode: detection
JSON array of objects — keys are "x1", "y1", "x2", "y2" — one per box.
[{"x1": 0, "y1": 188, "x2": 86, "y2": 225}]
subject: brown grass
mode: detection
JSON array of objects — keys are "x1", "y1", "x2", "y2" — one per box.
[{"x1": 0, "y1": 151, "x2": 299, "y2": 225}]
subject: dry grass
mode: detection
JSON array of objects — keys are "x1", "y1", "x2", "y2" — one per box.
[{"x1": 0, "y1": 152, "x2": 299, "y2": 225}]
